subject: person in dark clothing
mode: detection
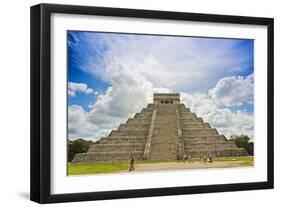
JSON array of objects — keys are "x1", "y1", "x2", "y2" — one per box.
[
  {"x1": 208, "y1": 155, "x2": 213, "y2": 164},
  {"x1": 129, "y1": 157, "x2": 135, "y2": 171}
]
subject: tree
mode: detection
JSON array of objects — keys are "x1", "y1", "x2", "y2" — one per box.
[
  {"x1": 230, "y1": 134, "x2": 254, "y2": 155},
  {"x1": 67, "y1": 139, "x2": 93, "y2": 162}
]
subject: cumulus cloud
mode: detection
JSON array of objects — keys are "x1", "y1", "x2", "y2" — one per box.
[
  {"x1": 69, "y1": 74, "x2": 254, "y2": 140},
  {"x1": 68, "y1": 72, "x2": 154, "y2": 140},
  {"x1": 181, "y1": 85, "x2": 254, "y2": 139},
  {"x1": 68, "y1": 82, "x2": 97, "y2": 97},
  {"x1": 209, "y1": 73, "x2": 254, "y2": 106},
  {"x1": 68, "y1": 105, "x2": 96, "y2": 138},
  {"x1": 68, "y1": 33, "x2": 254, "y2": 140},
  {"x1": 81, "y1": 33, "x2": 252, "y2": 92},
  {"x1": 68, "y1": 104, "x2": 119, "y2": 140}
]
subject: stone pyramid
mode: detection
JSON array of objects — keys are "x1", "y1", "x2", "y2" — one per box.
[{"x1": 73, "y1": 93, "x2": 248, "y2": 163}]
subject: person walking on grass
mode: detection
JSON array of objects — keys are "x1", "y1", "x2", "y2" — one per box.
[
  {"x1": 208, "y1": 154, "x2": 213, "y2": 164},
  {"x1": 129, "y1": 157, "x2": 135, "y2": 172}
]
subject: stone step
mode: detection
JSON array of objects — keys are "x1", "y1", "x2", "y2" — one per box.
[
  {"x1": 182, "y1": 135, "x2": 226, "y2": 142},
  {"x1": 182, "y1": 123, "x2": 210, "y2": 129},
  {"x1": 155, "y1": 119, "x2": 177, "y2": 122},
  {"x1": 179, "y1": 108, "x2": 190, "y2": 111},
  {"x1": 155, "y1": 104, "x2": 179, "y2": 108},
  {"x1": 100, "y1": 137, "x2": 147, "y2": 143},
  {"x1": 154, "y1": 121, "x2": 177, "y2": 125},
  {"x1": 184, "y1": 142, "x2": 237, "y2": 150},
  {"x1": 185, "y1": 148, "x2": 248, "y2": 158},
  {"x1": 100, "y1": 141, "x2": 146, "y2": 145},
  {"x1": 88, "y1": 143, "x2": 145, "y2": 152},
  {"x1": 140, "y1": 108, "x2": 154, "y2": 113},
  {"x1": 118, "y1": 124, "x2": 150, "y2": 130},
  {"x1": 155, "y1": 117, "x2": 177, "y2": 120},
  {"x1": 156, "y1": 111, "x2": 178, "y2": 114},
  {"x1": 99, "y1": 136, "x2": 147, "y2": 144},
  {"x1": 134, "y1": 114, "x2": 153, "y2": 119},
  {"x1": 155, "y1": 116, "x2": 176, "y2": 119},
  {"x1": 157, "y1": 110, "x2": 176, "y2": 113},
  {"x1": 154, "y1": 127, "x2": 178, "y2": 130},
  {"x1": 147, "y1": 104, "x2": 155, "y2": 108},
  {"x1": 180, "y1": 116, "x2": 197, "y2": 119},
  {"x1": 180, "y1": 112, "x2": 196, "y2": 117},
  {"x1": 126, "y1": 118, "x2": 151, "y2": 124},
  {"x1": 155, "y1": 117, "x2": 176, "y2": 120},
  {"x1": 181, "y1": 117, "x2": 203, "y2": 123},
  {"x1": 72, "y1": 151, "x2": 144, "y2": 163},
  {"x1": 101, "y1": 135, "x2": 147, "y2": 139},
  {"x1": 184, "y1": 140, "x2": 229, "y2": 145},
  {"x1": 182, "y1": 128, "x2": 218, "y2": 136},
  {"x1": 156, "y1": 116, "x2": 176, "y2": 119},
  {"x1": 153, "y1": 131, "x2": 178, "y2": 136},
  {"x1": 179, "y1": 108, "x2": 190, "y2": 112},
  {"x1": 122, "y1": 122, "x2": 150, "y2": 126},
  {"x1": 109, "y1": 129, "x2": 148, "y2": 136},
  {"x1": 152, "y1": 140, "x2": 178, "y2": 144}
]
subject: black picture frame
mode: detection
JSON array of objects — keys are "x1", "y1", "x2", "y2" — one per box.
[{"x1": 30, "y1": 3, "x2": 274, "y2": 204}]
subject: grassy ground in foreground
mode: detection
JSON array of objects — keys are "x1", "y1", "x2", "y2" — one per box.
[
  {"x1": 68, "y1": 156, "x2": 253, "y2": 175},
  {"x1": 68, "y1": 162, "x2": 129, "y2": 175},
  {"x1": 213, "y1": 156, "x2": 254, "y2": 166}
]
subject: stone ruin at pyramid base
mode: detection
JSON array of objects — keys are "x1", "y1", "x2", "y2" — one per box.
[{"x1": 73, "y1": 93, "x2": 248, "y2": 163}]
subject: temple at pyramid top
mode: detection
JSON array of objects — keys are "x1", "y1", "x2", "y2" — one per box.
[{"x1": 153, "y1": 93, "x2": 180, "y2": 104}]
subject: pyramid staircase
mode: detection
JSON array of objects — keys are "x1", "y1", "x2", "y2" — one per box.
[{"x1": 72, "y1": 94, "x2": 248, "y2": 163}]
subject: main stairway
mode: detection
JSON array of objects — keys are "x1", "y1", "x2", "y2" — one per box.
[
  {"x1": 72, "y1": 93, "x2": 248, "y2": 163},
  {"x1": 148, "y1": 105, "x2": 178, "y2": 160}
]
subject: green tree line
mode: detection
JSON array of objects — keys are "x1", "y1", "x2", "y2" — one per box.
[
  {"x1": 67, "y1": 134, "x2": 254, "y2": 162},
  {"x1": 68, "y1": 139, "x2": 93, "y2": 162},
  {"x1": 230, "y1": 134, "x2": 254, "y2": 155}
]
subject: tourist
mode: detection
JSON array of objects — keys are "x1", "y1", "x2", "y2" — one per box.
[
  {"x1": 187, "y1": 155, "x2": 191, "y2": 163},
  {"x1": 176, "y1": 154, "x2": 179, "y2": 162},
  {"x1": 203, "y1": 155, "x2": 207, "y2": 163},
  {"x1": 208, "y1": 155, "x2": 213, "y2": 164},
  {"x1": 129, "y1": 157, "x2": 135, "y2": 172}
]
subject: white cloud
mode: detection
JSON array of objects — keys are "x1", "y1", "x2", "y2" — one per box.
[
  {"x1": 68, "y1": 34, "x2": 254, "y2": 140},
  {"x1": 68, "y1": 82, "x2": 97, "y2": 97},
  {"x1": 179, "y1": 74, "x2": 254, "y2": 139},
  {"x1": 68, "y1": 105, "x2": 96, "y2": 138},
  {"x1": 85, "y1": 34, "x2": 251, "y2": 92},
  {"x1": 68, "y1": 104, "x2": 118, "y2": 141},
  {"x1": 181, "y1": 90, "x2": 254, "y2": 139},
  {"x1": 68, "y1": 71, "x2": 154, "y2": 140},
  {"x1": 69, "y1": 75, "x2": 254, "y2": 140},
  {"x1": 209, "y1": 73, "x2": 254, "y2": 106}
]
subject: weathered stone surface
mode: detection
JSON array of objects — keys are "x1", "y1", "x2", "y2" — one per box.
[
  {"x1": 148, "y1": 105, "x2": 178, "y2": 160},
  {"x1": 72, "y1": 93, "x2": 248, "y2": 163}
]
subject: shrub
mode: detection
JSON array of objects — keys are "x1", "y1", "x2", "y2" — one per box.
[
  {"x1": 67, "y1": 139, "x2": 93, "y2": 162},
  {"x1": 230, "y1": 134, "x2": 254, "y2": 155}
]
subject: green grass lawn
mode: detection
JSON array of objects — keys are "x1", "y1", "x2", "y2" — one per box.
[
  {"x1": 213, "y1": 156, "x2": 254, "y2": 166},
  {"x1": 68, "y1": 156, "x2": 254, "y2": 175},
  {"x1": 68, "y1": 162, "x2": 129, "y2": 175}
]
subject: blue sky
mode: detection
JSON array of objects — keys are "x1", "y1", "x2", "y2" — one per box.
[
  {"x1": 68, "y1": 32, "x2": 110, "y2": 111},
  {"x1": 67, "y1": 31, "x2": 254, "y2": 140}
]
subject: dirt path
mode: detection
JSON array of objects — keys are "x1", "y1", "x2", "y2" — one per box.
[{"x1": 132, "y1": 161, "x2": 247, "y2": 172}]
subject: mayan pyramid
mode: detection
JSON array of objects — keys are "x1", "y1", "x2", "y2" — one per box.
[{"x1": 73, "y1": 93, "x2": 248, "y2": 163}]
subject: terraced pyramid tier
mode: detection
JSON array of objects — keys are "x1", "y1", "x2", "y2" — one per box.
[{"x1": 72, "y1": 93, "x2": 248, "y2": 163}]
